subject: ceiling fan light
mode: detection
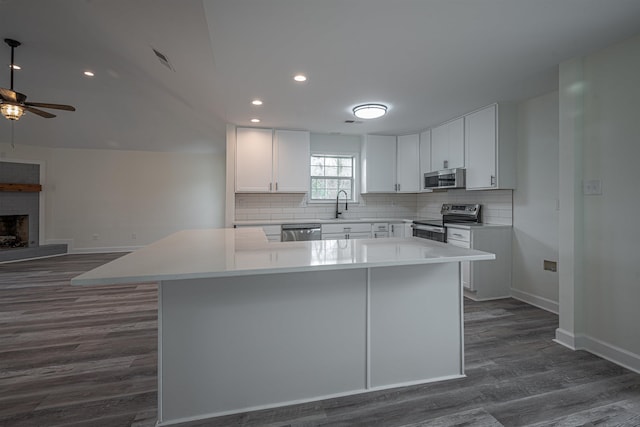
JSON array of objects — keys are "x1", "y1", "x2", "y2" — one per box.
[
  {"x1": 353, "y1": 103, "x2": 387, "y2": 119},
  {"x1": 1, "y1": 104, "x2": 25, "y2": 121}
]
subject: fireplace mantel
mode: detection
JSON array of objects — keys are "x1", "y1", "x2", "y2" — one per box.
[{"x1": 0, "y1": 183, "x2": 42, "y2": 192}]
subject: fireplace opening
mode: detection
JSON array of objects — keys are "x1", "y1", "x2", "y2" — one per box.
[{"x1": 0, "y1": 215, "x2": 29, "y2": 249}]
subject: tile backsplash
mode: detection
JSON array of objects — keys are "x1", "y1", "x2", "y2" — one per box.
[{"x1": 236, "y1": 189, "x2": 513, "y2": 225}]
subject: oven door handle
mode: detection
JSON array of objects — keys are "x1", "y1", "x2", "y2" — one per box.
[{"x1": 411, "y1": 224, "x2": 445, "y2": 233}]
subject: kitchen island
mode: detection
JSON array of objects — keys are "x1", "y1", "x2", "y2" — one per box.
[{"x1": 72, "y1": 228, "x2": 494, "y2": 426}]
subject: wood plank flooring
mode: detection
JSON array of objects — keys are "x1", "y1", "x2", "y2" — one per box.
[{"x1": 1, "y1": 253, "x2": 639, "y2": 426}]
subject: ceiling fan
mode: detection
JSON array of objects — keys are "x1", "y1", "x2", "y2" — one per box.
[{"x1": 0, "y1": 38, "x2": 76, "y2": 121}]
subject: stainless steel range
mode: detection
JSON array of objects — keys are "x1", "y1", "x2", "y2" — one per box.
[{"x1": 412, "y1": 204, "x2": 481, "y2": 242}]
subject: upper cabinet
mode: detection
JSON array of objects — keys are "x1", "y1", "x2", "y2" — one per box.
[
  {"x1": 361, "y1": 134, "x2": 420, "y2": 193},
  {"x1": 419, "y1": 129, "x2": 431, "y2": 189},
  {"x1": 236, "y1": 128, "x2": 310, "y2": 193},
  {"x1": 396, "y1": 134, "x2": 420, "y2": 192},
  {"x1": 464, "y1": 104, "x2": 516, "y2": 190},
  {"x1": 273, "y1": 130, "x2": 310, "y2": 192},
  {"x1": 430, "y1": 117, "x2": 464, "y2": 171},
  {"x1": 361, "y1": 135, "x2": 396, "y2": 193}
]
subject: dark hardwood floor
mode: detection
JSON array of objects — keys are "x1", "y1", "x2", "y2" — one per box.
[{"x1": 1, "y1": 254, "x2": 639, "y2": 427}]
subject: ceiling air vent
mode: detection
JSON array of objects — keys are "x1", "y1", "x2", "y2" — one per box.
[
  {"x1": 152, "y1": 47, "x2": 175, "y2": 71},
  {"x1": 344, "y1": 120, "x2": 363, "y2": 124}
]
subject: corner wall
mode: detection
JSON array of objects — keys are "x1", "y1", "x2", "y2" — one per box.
[
  {"x1": 557, "y1": 33, "x2": 640, "y2": 372},
  {"x1": 511, "y1": 91, "x2": 560, "y2": 313},
  {"x1": 0, "y1": 144, "x2": 226, "y2": 252}
]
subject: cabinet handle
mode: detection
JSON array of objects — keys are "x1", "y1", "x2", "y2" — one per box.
[
  {"x1": 269, "y1": 182, "x2": 273, "y2": 191},
  {"x1": 275, "y1": 182, "x2": 278, "y2": 191},
  {"x1": 397, "y1": 183, "x2": 400, "y2": 191},
  {"x1": 391, "y1": 225, "x2": 394, "y2": 232},
  {"x1": 490, "y1": 175, "x2": 496, "y2": 186},
  {"x1": 444, "y1": 160, "x2": 449, "y2": 169}
]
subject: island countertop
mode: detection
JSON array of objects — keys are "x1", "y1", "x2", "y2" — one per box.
[{"x1": 72, "y1": 227, "x2": 495, "y2": 286}]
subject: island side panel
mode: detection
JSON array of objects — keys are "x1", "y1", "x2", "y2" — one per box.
[
  {"x1": 369, "y1": 262, "x2": 463, "y2": 388},
  {"x1": 158, "y1": 269, "x2": 368, "y2": 424}
]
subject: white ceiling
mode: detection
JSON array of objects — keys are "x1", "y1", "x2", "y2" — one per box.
[{"x1": 1, "y1": 0, "x2": 640, "y2": 153}]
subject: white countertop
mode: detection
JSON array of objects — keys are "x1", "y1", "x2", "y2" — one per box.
[
  {"x1": 72, "y1": 228, "x2": 495, "y2": 286},
  {"x1": 234, "y1": 218, "x2": 415, "y2": 226}
]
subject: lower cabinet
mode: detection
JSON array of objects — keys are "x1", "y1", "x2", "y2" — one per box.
[
  {"x1": 447, "y1": 226, "x2": 511, "y2": 300},
  {"x1": 322, "y1": 223, "x2": 372, "y2": 240},
  {"x1": 389, "y1": 222, "x2": 407, "y2": 238}
]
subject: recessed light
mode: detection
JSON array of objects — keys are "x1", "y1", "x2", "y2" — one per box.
[
  {"x1": 353, "y1": 103, "x2": 388, "y2": 119},
  {"x1": 251, "y1": 118, "x2": 261, "y2": 123},
  {"x1": 10, "y1": 64, "x2": 20, "y2": 70},
  {"x1": 293, "y1": 74, "x2": 307, "y2": 82},
  {"x1": 84, "y1": 71, "x2": 95, "y2": 77},
  {"x1": 252, "y1": 99, "x2": 263, "y2": 106}
]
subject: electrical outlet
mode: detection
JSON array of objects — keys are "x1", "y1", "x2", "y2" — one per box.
[
  {"x1": 544, "y1": 260, "x2": 557, "y2": 272},
  {"x1": 583, "y1": 179, "x2": 602, "y2": 195}
]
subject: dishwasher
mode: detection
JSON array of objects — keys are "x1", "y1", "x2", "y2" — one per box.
[{"x1": 281, "y1": 223, "x2": 322, "y2": 241}]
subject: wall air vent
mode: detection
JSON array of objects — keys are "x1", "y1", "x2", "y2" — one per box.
[{"x1": 152, "y1": 47, "x2": 175, "y2": 71}]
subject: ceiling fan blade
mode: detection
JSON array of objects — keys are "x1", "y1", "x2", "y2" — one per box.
[
  {"x1": 24, "y1": 102, "x2": 76, "y2": 111},
  {"x1": 23, "y1": 106, "x2": 56, "y2": 118},
  {"x1": 0, "y1": 88, "x2": 17, "y2": 103}
]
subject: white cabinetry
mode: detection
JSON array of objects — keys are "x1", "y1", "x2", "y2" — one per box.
[
  {"x1": 430, "y1": 117, "x2": 464, "y2": 171},
  {"x1": 372, "y1": 223, "x2": 389, "y2": 238},
  {"x1": 389, "y1": 222, "x2": 406, "y2": 238},
  {"x1": 447, "y1": 225, "x2": 512, "y2": 300},
  {"x1": 235, "y1": 128, "x2": 310, "y2": 193},
  {"x1": 361, "y1": 134, "x2": 420, "y2": 193},
  {"x1": 236, "y1": 224, "x2": 282, "y2": 242},
  {"x1": 419, "y1": 130, "x2": 431, "y2": 190},
  {"x1": 464, "y1": 104, "x2": 516, "y2": 190},
  {"x1": 396, "y1": 134, "x2": 420, "y2": 192},
  {"x1": 274, "y1": 130, "x2": 311, "y2": 192},
  {"x1": 322, "y1": 223, "x2": 372, "y2": 240}
]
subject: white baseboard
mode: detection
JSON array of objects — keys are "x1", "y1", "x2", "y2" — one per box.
[
  {"x1": 510, "y1": 288, "x2": 559, "y2": 314},
  {"x1": 554, "y1": 328, "x2": 581, "y2": 350},
  {"x1": 45, "y1": 239, "x2": 141, "y2": 254},
  {"x1": 554, "y1": 328, "x2": 640, "y2": 374},
  {"x1": 70, "y1": 245, "x2": 142, "y2": 254},
  {"x1": 581, "y1": 335, "x2": 640, "y2": 375}
]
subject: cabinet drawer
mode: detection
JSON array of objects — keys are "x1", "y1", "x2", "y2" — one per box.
[
  {"x1": 447, "y1": 227, "x2": 470, "y2": 243},
  {"x1": 322, "y1": 223, "x2": 372, "y2": 234},
  {"x1": 372, "y1": 222, "x2": 389, "y2": 232}
]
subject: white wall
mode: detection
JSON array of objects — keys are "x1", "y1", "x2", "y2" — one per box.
[
  {"x1": 557, "y1": 33, "x2": 640, "y2": 372},
  {"x1": 0, "y1": 144, "x2": 225, "y2": 252},
  {"x1": 511, "y1": 91, "x2": 559, "y2": 312}
]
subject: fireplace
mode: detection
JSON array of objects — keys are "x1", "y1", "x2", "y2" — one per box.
[{"x1": 0, "y1": 215, "x2": 29, "y2": 249}]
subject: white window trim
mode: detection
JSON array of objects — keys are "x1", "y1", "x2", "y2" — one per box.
[{"x1": 308, "y1": 152, "x2": 360, "y2": 204}]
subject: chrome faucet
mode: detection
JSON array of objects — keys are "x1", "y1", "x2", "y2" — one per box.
[{"x1": 336, "y1": 190, "x2": 348, "y2": 218}]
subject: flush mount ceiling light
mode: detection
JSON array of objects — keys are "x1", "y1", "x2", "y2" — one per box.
[
  {"x1": 83, "y1": 70, "x2": 95, "y2": 77},
  {"x1": 353, "y1": 103, "x2": 387, "y2": 120},
  {"x1": 293, "y1": 74, "x2": 307, "y2": 82},
  {"x1": 251, "y1": 118, "x2": 260, "y2": 123},
  {"x1": 251, "y1": 99, "x2": 263, "y2": 106}
]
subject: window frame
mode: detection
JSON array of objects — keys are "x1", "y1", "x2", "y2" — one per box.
[{"x1": 308, "y1": 152, "x2": 359, "y2": 203}]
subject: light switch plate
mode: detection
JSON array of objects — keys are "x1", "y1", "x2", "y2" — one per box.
[{"x1": 583, "y1": 179, "x2": 602, "y2": 195}]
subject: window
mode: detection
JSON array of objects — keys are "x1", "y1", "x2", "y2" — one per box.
[{"x1": 310, "y1": 154, "x2": 356, "y2": 201}]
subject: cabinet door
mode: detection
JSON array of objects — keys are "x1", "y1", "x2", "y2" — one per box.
[
  {"x1": 465, "y1": 105, "x2": 496, "y2": 190},
  {"x1": 448, "y1": 117, "x2": 465, "y2": 169},
  {"x1": 274, "y1": 130, "x2": 310, "y2": 192},
  {"x1": 419, "y1": 129, "x2": 431, "y2": 178},
  {"x1": 363, "y1": 135, "x2": 396, "y2": 192},
  {"x1": 236, "y1": 128, "x2": 273, "y2": 192},
  {"x1": 390, "y1": 222, "x2": 405, "y2": 237},
  {"x1": 396, "y1": 134, "x2": 420, "y2": 192},
  {"x1": 431, "y1": 119, "x2": 464, "y2": 170},
  {"x1": 430, "y1": 124, "x2": 448, "y2": 170}
]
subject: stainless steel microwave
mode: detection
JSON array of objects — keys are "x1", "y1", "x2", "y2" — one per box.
[{"x1": 424, "y1": 168, "x2": 465, "y2": 190}]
